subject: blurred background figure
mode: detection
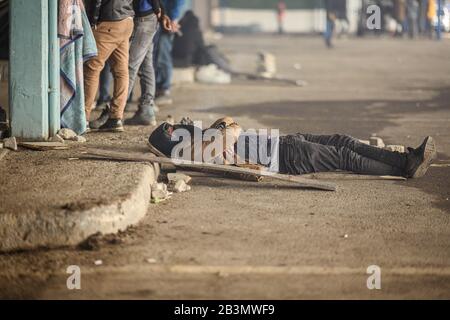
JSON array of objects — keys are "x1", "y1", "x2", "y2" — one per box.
[
  {"x1": 277, "y1": 0, "x2": 287, "y2": 35},
  {"x1": 172, "y1": 10, "x2": 205, "y2": 68},
  {"x1": 324, "y1": 0, "x2": 338, "y2": 47},
  {"x1": 155, "y1": 0, "x2": 185, "y2": 107},
  {"x1": 407, "y1": 0, "x2": 420, "y2": 38}
]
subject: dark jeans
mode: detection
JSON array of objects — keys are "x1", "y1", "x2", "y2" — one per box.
[
  {"x1": 98, "y1": 62, "x2": 113, "y2": 103},
  {"x1": 279, "y1": 133, "x2": 407, "y2": 176},
  {"x1": 155, "y1": 32, "x2": 174, "y2": 92},
  {"x1": 128, "y1": 15, "x2": 159, "y2": 111}
]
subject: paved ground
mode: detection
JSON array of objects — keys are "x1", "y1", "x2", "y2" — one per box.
[{"x1": 1, "y1": 35, "x2": 449, "y2": 299}]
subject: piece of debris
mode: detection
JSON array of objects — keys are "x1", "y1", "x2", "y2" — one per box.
[
  {"x1": 166, "y1": 115, "x2": 175, "y2": 125},
  {"x1": 359, "y1": 139, "x2": 371, "y2": 145},
  {"x1": 19, "y1": 141, "x2": 69, "y2": 151},
  {"x1": 3, "y1": 137, "x2": 18, "y2": 151},
  {"x1": 343, "y1": 234, "x2": 349, "y2": 239},
  {"x1": 370, "y1": 137, "x2": 385, "y2": 148},
  {"x1": 0, "y1": 142, "x2": 3, "y2": 149},
  {"x1": 257, "y1": 52, "x2": 277, "y2": 78},
  {"x1": 173, "y1": 179, "x2": 191, "y2": 193},
  {"x1": 180, "y1": 117, "x2": 194, "y2": 125},
  {"x1": 58, "y1": 128, "x2": 77, "y2": 140},
  {"x1": 94, "y1": 260, "x2": 103, "y2": 266},
  {"x1": 49, "y1": 134, "x2": 65, "y2": 144},
  {"x1": 151, "y1": 182, "x2": 172, "y2": 202},
  {"x1": 73, "y1": 135, "x2": 87, "y2": 143},
  {"x1": 146, "y1": 258, "x2": 157, "y2": 264},
  {"x1": 167, "y1": 172, "x2": 192, "y2": 184},
  {"x1": 68, "y1": 158, "x2": 79, "y2": 161},
  {"x1": 385, "y1": 145, "x2": 405, "y2": 153}
]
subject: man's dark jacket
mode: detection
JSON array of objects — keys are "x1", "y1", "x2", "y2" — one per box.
[{"x1": 85, "y1": 0, "x2": 136, "y2": 26}]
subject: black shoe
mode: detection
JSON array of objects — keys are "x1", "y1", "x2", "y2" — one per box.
[
  {"x1": 98, "y1": 118, "x2": 124, "y2": 132},
  {"x1": 125, "y1": 105, "x2": 157, "y2": 126},
  {"x1": 90, "y1": 104, "x2": 111, "y2": 129},
  {"x1": 405, "y1": 136, "x2": 437, "y2": 178}
]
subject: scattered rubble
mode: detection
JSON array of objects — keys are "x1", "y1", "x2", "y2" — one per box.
[
  {"x1": 173, "y1": 180, "x2": 191, "y2": 193},
  {"x1": 73, "y1": 135, "x2": 87, "y2": 143},
  {"x1": 58, "y1": 128, "x2": 77, "y2": 140},
  {"x1": 146, "y1": 258, "x2": 157, "y2": 264},
  {"x1": 50, "y1": 134, "x2": 65, "y2": 144},
  {"x1": 167, "y1": 173, "x2": 192, "y2": 184},
  {"x1": 151, "y1": 182, "x2": 172, "y2": 203},
  {"x1": 94, "y1": 260, "x2": 103, "y2": 266},
  {"x1": 3, "y1": 136, "x2": 17, "y2": 151},
  {"x1": 370, "y1": 137, "x2": 385, "y2": 148},
  {"x1": 359, "y1": 140, "x2": 371, "y2": 145}
]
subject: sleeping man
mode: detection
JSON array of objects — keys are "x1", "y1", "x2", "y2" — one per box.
[{"x1": 148, "y1": 117, "x2": 437, "y2": 179}]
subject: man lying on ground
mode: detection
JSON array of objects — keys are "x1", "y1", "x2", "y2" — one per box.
[{"x1": 148, "y1": 117, "x2": 437, "y2": 179}]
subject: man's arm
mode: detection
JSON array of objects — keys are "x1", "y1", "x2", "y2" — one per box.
[
  {"x1": 86, "y1": 0, "x2": 102, "y2": 27},
  {"x1": 168, "y1": 0, "x2": 185, "y2": 21}
]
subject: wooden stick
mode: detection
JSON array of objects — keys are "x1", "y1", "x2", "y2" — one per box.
[{"x1": 83, "y1": 148, "x2": 337, "y2": 192}]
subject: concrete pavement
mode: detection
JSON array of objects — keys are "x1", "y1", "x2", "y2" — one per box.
[{"x1": 0, "y1": 35, "x2": 449, "y2": 299}]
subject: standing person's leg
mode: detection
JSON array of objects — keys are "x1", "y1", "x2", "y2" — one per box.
[
  {"x1": 97, "y1": 61, "x2": 113, "y2": 108},
  {"x1": 84, "y1": 23, "x2": 121, "y2": 123},
  {"x1": 300, "y1": 133, "x2": 407, "y2": 169},
  {"x1": 98, "y1": 18, "x2": 134, "y2": 131},
  {"x1": 155, "y1": 32, "x2": 174, "y2": 105},
  {"x1": 126, "y1": 15, "x2": 159, "y2": 125},
  {"x1": 279, "y1": 135, "x2": 404, "y2": 176}
]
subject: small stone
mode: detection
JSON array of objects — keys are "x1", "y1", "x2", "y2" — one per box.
[
  {"x1": 146, "y1": 258, "x2": 157, "y2": 264},
  {"x1": 167, "y1": 173, "x2": 192, "y2": 184},
  {"x1": 343, "y1": 234, "x2": 349, "y2": 239},
  {"x1": 385, "y1": 145, "x2": 405, "y2": 153},
  {"x1": 50, "y1": 134, "x2": 65, "y2": 144},
  {"x1": 359, "y1": 140, "x2": 371, "y2": 145},
  {"x1": 94, "y1": 260, "x2": 103, "y2": 266},
  {"x1": 152, "y1": 182, "x2": 167, "y2": 192},
  {"x1": 0, "y1": 142, "x2": 3, "y2": 149},
  {"x1": 73, "y1": 136, "x2": 87, "y2": 143},
  {"x1": 370, "y1": 137, "x2": 385, "y2": 148},
  {"x1": 173, "y1": 180, "x2": 190, "y2": 193},
  {"x1": 3, "y1": 137, "x2": 17, "y2": 151},
  {"x1": 166, "y1": 115, "x2": 175, "y2": 125},
  {"x1": 58, "y1": 128, "x2": 77, "y2": 140}
]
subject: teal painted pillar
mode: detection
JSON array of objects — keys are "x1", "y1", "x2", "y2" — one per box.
[
  {"x1": 48, "y1": 0, "x2": 60, "y2": 136},
  {"x1": 10, "y1": 0, "x2": 49, "y2": 140}
]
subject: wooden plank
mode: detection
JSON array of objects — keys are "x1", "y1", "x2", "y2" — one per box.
[
  {"x1": 83, "y1": 148, "x2": 338, "y2": 192},
  {"x1": 0, "y1": 149, "x2": 9, "y2": 162},
  {"x1": 19, "y1": 142, "x2": 69, "y2": 151}
]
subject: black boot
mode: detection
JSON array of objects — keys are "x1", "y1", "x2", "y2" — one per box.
[
  {"x1": 90, "y1": 104, "x2": 111, "y2": 129},
  {"x1": 125, "y1": 105, "x2": 157, "y2": 126},
  {"x1": 98, "y1": 118, "x2": 124, "y2": 132},
  {"x1": 405, "y1": 136, "x2": 437, "y2": 178}
]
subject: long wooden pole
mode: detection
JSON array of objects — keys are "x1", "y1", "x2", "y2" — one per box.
[{"x1": 83, "y1": 149, "x2": 338, "y2": 192}]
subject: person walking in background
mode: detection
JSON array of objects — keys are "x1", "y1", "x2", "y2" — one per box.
[
  {"x1": 154, "y1": 0, "x2": 185, "y2": 107},
  {"x1": 324, "y1": 0, "x2": 337, "y2": 48},
  {"x1": 277, "y1": 0, "x2": 287, "y2": 35},
  {"x1": 406, "y1": 0, "x2": 420, "y2": 38},
  {"x1": 84, "y1": 0, "x2": 135, "y2": 132},
  {"x1": 126, "y1": 0, "x2": 172, "y2": 126}
]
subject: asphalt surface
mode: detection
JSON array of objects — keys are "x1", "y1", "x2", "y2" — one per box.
[{"x1": 0, "y1": 35, "x2": 449, "y2": 299}]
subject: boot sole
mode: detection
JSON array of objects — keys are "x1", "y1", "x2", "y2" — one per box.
[{"x1": 412, "y1": 137, "x2": 437, "y2": 178}]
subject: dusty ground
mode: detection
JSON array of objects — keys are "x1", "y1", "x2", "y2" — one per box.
[{"x1": 0, "y1": 35, "x2": 449, "y2": 299}]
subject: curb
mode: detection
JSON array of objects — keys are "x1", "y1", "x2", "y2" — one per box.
[{"x1": 0, "y1": 163, "x2": 158, "y2": 252}]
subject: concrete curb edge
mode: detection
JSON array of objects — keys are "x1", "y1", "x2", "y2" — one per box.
[{"x1": 0, "y1": 163, "x2": 159, "y2": 252}]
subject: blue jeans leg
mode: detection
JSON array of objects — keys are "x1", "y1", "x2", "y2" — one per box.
[{"x1": 155, "y1": 32, "x2": 174, "y2": 92}]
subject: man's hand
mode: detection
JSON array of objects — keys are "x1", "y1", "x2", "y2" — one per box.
[
  {"x1": 161, "y1": 15, "x2": 173, "y2": 32},
  {"x1": 171, "y1": 20, "x2": 180, "y2": 33}
]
